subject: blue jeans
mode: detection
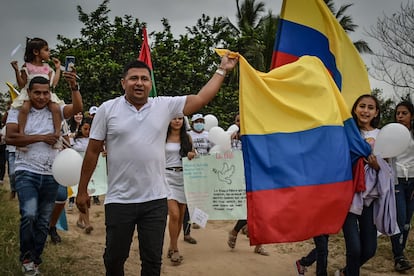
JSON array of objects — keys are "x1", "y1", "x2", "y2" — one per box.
[
  {"x1": 299, "y1": 235, "x2": 329, "y2": 276},
  {"x1": 342, "y1": 204, "x2": 377, "y2": 276},
  {"x1": 104, "y1": 198, "x2": 168, "y2": 276},
  {"x1": 15, "y1": 170, "x2": 59, "y2": 265},
  {"x1": 7, "y1": 151, "x2": 16, "y2": 192},
  {"x1": 56, "y1": 183, "x2": 68, "y2": 202},
  {"x1": 390, "y1": 178, "x2": 414, "y2": 260}
]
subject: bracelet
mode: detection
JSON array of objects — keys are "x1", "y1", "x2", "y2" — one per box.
[
  {"x1": 215, "y1": 67, "x2": 227, "y2": 77},
  {"x1": 71, "y1": 83, "x2": 80, "y2": 91}
]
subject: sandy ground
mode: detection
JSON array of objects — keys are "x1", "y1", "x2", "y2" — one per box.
[{"x1": 60, "y1": 198, "x2": 406, "y2": 276}]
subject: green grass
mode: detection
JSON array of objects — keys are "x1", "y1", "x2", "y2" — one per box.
[{"x1": 0, "y1": 188, "x2": 86, "y2": 276}]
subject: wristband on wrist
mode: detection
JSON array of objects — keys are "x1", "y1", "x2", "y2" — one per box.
[{"x1": 215, "y1": 67, "x2": 227, "y2": 77}]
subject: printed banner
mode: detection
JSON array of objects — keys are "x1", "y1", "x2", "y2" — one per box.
[{"x1": 183, "y1": 151, "x2": 246, "y2": 221}]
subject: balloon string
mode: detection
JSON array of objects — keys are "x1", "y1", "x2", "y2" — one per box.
[{"x1": 60, "y1": 137, "x2": 72, "y2": 149}]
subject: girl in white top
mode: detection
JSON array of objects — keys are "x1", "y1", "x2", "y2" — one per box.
[
  {"x1": 165, "y1": 116, "x2": 196, "y2": 265},
  {"x1": 390, "y1": 101, "x2": 414, "y2": 272},
  {"x1": 72, "y1": 118, "x2": 94, "y2": 234}
]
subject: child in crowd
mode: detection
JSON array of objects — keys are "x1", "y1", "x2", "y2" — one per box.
[
  {"x1": 72, "y1": 118, "x2": 94, "y2": 234},
  {"x1": 336, "y1": 94, "x2": 397, "y2": 276},
  {"x1": 10, "y1": 37, "x2": 64, "y2": 148}
]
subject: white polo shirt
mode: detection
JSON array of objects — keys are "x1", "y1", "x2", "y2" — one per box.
[{"x1": 90, "y1": 95, "x2": 186, "y2": 204}]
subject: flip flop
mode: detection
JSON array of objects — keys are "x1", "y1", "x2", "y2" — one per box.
[{"x1": 227, "y1": 231, "x2": 237, "y2": 249}]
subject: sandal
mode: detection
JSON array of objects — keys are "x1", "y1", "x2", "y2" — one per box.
[
  {"x1": 170, "y1": 250, "x2": 183, "y2": 265},
  {"x1": 227, "y1": 231, "x2": 237, "y2": 249},
  {"x1": 167, "y1": 249, "x2": 184, "y2": 260},
  {"x1": 254, "y1": 245, "x2": 269, "y2": 256},
  {"x1": 85, "y1": 225, "x2": 94, "y2": 234},
  {"x1": 76, "y1": 221, "x2": 85, "y2": 229},
  {"x1": 184, "y1": 235, "x2": 197, "y2": 244}
]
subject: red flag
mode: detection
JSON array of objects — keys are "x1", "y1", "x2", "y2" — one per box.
[{"x1": 138, "y1": 27, "x2": 157, "y2": 97}]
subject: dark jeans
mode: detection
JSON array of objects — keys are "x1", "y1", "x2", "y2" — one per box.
[
  {"x1": 342, "y1": 204, "x2": 377, "y2": 276},
  {"x1": 0, "y1": 144, "x2": 6, "y2": 180},
  {"x1": 183, "y1": 206, "x2": 191, "y2": 236},
  {"x1": 104, "y1": 198, "x2": 168, "y2": 276},
  {"x1": 390, "y1": 178, "x2": 414, "y2": 260},
  {"x1": 15, "y1": 170, "x2": 59, "y2": 265},
  {"x1": 299, "y1": 235, "x2": 329, "y2": 276},
  {"x1": 234, "y1": 219, "x2": 247, "y2": 233}
]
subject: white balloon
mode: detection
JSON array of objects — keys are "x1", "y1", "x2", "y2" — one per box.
[
  {"x1": 52, "y1": 148, "x2": 83, "y2": 187},
  {"x1": 226, "y1": 124, "x2": 239, "y2": 135},
  {"x1": 208, "y1": 126, "x2": 225, "y2": 144},
  {"x1": 209, "y1": 145, "x2": 222, "y2": 154},
  {"x1": 373, "y1": 123, "x2": 411, "y2": 158},
  {"x1": 204, "y1": 114, "x2": 218, "y2": 131},
  {"x1": 217, "y1": 132, "x2": 231, "y2": 152}
]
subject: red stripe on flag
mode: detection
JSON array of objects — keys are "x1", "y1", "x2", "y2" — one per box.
[
  {"x1": 246, "y1": 180, "x2": 355, "y2": 244},
  {"x1": 138, "y1": 27, "x2": 153, "y2": 70},
  {"x1": 138, "y1": 27, "x2": 157, "y2": 97},
  {"x1": 271, "y1": 51, "x2": 299, "y2": 68}
]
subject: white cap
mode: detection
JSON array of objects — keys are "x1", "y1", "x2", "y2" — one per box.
[
  {"x1": 191, "y1": 113, "x2": 204, "y2": 122},
  {"x1": 89, "y1": 106, "x2": 98, "y2": 115}
]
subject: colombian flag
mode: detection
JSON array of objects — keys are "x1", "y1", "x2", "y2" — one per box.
[
  {"x1": 138, "y1": 27, "x2": 157, "y2": 97},
  {"x1": 271, "y1": 0, "x2": 371, "y2": 108},
  {"x1": 239, "y1": 55, "x2": 371, "y2": 244}
]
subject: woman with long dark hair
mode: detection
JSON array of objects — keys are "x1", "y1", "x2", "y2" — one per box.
[{"x1": 165, "y1": 116, "x2": 196, "y2": 265}]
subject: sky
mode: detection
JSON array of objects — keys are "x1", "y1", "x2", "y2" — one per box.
[{"x1": 0, "y1": 0, "x2": 409, "y2": 100}]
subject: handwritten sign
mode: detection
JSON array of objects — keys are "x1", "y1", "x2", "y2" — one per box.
[
  {"x1": 183, "y1": 150, "x2": 247, "y2": 221},
  {"x1": 191, "y1": 208, "x2": 209, "y2": 228}
]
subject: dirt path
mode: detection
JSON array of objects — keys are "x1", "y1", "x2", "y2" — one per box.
[{"x1": 60, "y1": 199, "x2": 407, "y2": 276}]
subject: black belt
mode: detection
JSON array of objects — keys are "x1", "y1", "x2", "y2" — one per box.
[{"x1": 166, "y1": 167, "x2": 183, "y2": 172}]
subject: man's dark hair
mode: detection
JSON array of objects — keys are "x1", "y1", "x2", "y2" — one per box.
[
  {"x1": 28, "y1": 76, "x2": 50, "y2": 90},
  {"x1": 122, "y1": 60, "x2": 151, "y2": 77}
]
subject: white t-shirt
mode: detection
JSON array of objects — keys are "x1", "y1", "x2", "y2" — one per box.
[
  {"x1": 188, "y1": 130, "x2": 210, "y2": 154},
  {"x1": 360, "y1": 129, "x2": 380, "y2": 150},
  {"x1": 90, "y1": 95, "x2": 186, "y2": 204},
  {"x1": 72, "y1": 137, "x2": 89, "y2": 153},
  {"x1": 6, "y1": 106, "x2": 64, "y2": 175}
]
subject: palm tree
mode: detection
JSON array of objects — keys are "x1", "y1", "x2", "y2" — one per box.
[
  {"x1": 226, "y1": 0, "x2": 270, "y2": 71},
  {"x1": 324, "y1": 0, "x2": 373, "y2": 54}
]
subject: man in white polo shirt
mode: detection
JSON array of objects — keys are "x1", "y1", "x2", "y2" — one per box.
[
  {"x1": 76, "y1": 52, "x2": 239, "y2": 276},
  {"x1": 6, "y1": 73, "x2": 82, "y2": 275}
]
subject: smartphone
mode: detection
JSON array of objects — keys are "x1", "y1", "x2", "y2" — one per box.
[{"x1": 65, "y1": 56, "x2": 75, "y2": 72}]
